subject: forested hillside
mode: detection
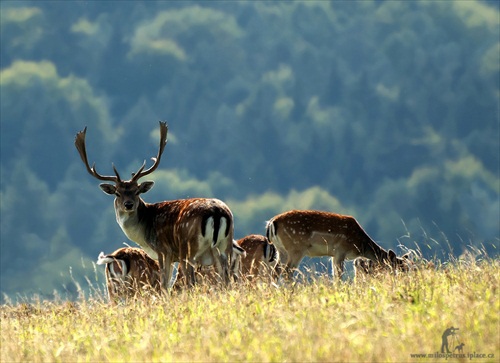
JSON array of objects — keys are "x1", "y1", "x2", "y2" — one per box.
[{"x1": 1, "y1": 0, "x2": 498, "y2": 299}]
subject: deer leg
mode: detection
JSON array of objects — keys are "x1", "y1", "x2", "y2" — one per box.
[
  {"x1": 221, "y1": 254, "x2": 230, "y2": 286},
  {"x1": 212, "y1": 247, "x2": 230, "y2": 286},
  {"x1": 273, "y1": 249, "x2": 288, "y2": 280},
  {"x1": 332, "y1": 255, "x2": 345, "y2": 280},
  {"x1": 229, "y1": 254, "x2": 241, "y2": 282},
  {"x1": 158, "y1": 252, "x2": 173, "y2": 292},
  {"x1": 171, "y1": 263, "x2": 187, "y2": 290},
  {"x1": 283, "y1": 254, "x2": 302, "y2": 281},
  {"x1": 179, "y1": 259, "x2": 197, "y2": 287},
  {"x1": 217, "y1": 254, "x2": 231, "y2": 286},
  {"x1": 166, "y1": 260, "x2": 176, "y2": 288},
  {"x1": 175, "y1": 259, "x2": 196, "y2": 288},
  {"x1": 158, "y1": 253, "x2": 165, "y2": 289},
  {"x1": 272, "y1": 262, "x2": 284, "y2": 281}
]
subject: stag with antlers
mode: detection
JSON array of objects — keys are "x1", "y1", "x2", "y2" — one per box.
[{"x1": 75, "y1": 122, "x2": 234, "y2": 290}]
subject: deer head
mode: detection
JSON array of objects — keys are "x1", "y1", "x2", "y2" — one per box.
[{"x1": 74, "y1": 122, "x2": 168, "y2": 213}]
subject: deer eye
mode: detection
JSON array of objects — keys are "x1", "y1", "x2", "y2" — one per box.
[{"x1": 115, "y1": 192, "x2": 121, "y2": 197}]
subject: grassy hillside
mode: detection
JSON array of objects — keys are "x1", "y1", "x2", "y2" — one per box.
[{"x1": 1, "y1": 257, "x2": 498, "y2": 362}]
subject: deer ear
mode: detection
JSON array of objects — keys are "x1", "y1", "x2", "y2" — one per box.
[
  {"x1": 99, "y1": 183, "x2": 117, "y2": 195},
  {"x1": 388, "y1": 249, "x2": 397, "y2": 260},
  {"x1": 138, "y1": 181, "x2": 154, "y2": 194}
]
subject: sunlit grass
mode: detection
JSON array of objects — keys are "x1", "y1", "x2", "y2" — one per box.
[{"x1": 1, "y1": 254, "x2": 498, "y2": 362}]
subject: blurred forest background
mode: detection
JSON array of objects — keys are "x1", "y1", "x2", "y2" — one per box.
[{"x1": 1, "y1": 0, "x2": 499, "y2": 300}]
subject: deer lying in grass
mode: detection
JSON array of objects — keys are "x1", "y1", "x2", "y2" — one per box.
[
  {"x1": 97, "y1": 247, "x2": 161, "y2": 303},
  {"x1": 75, "y1": 122, "x2": 234, "y2": 290},
  {"x1": 235, "y1": 234, "x2": 280, "y2": 280},
  {"x1": 266, "y1": 210, "x2": 411, "y2": 279}
]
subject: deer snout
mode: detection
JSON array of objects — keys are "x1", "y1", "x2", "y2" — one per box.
[{"x1": 124, "y1": 201, "x2": 135, "y2": 210}]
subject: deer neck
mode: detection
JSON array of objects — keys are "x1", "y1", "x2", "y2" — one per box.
[
  {"x1": 114, "y1": 199, "x2": 157, "y2": 258},
  {"x1": 363, "y1": 238, "x2": 389, "y2": 262}
]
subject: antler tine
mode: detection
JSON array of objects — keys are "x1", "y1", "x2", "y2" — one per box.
[
  {"x1": 130, "y1": 160, "x2": 146, "y2": 178},
  {"x1": 131, "y1": 121, "x2": 168, "y2": 182},
  {"x1": 112, "y1": 164, "x2": 122, "y2": 182},
  {"x1": 74, "y1": 127, "x2": 119, "y2": 182}
]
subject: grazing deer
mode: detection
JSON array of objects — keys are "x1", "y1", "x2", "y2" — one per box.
[
  {"x1": 235, "y1": 234, "x2": 280, "y2": 280},
  {"x1": 75, "y1": 122, "x2": 234, "y2": 290},
  {"x1": 96, "y1": 247, "x2": 161, "y2": 303},
  {"x1": 266, "y1": 210, "x2": 410, "y2": 279}
]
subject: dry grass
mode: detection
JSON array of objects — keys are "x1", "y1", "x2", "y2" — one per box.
[{"x1": 1, "y1": 256, "x2": 498, "y2": 362}]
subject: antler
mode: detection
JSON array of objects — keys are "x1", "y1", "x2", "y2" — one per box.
[
  {"x1": 131, "y1": 121, "x2": 168, "y2": 182},
  {"x1": 74, "y1": 127, "x2": 121, "y2": 182}
]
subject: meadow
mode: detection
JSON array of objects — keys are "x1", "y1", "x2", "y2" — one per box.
[{"x1": 1, "y1": 254, "x2": 498, "y2": 362}]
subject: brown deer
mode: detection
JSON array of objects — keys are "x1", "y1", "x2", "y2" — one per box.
[
  {"x1": 97, "y1": 247, "x2": 161, "y2": 303},
  {"x1": 75, "y1": 122, "x2": 234, "y2": 290},
  {"x1": 235, "y1": 234, "x2": 280, "y2": 280},
  {"x1": 266, "y1": 210, "x2": 410, "y2": 279}
]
